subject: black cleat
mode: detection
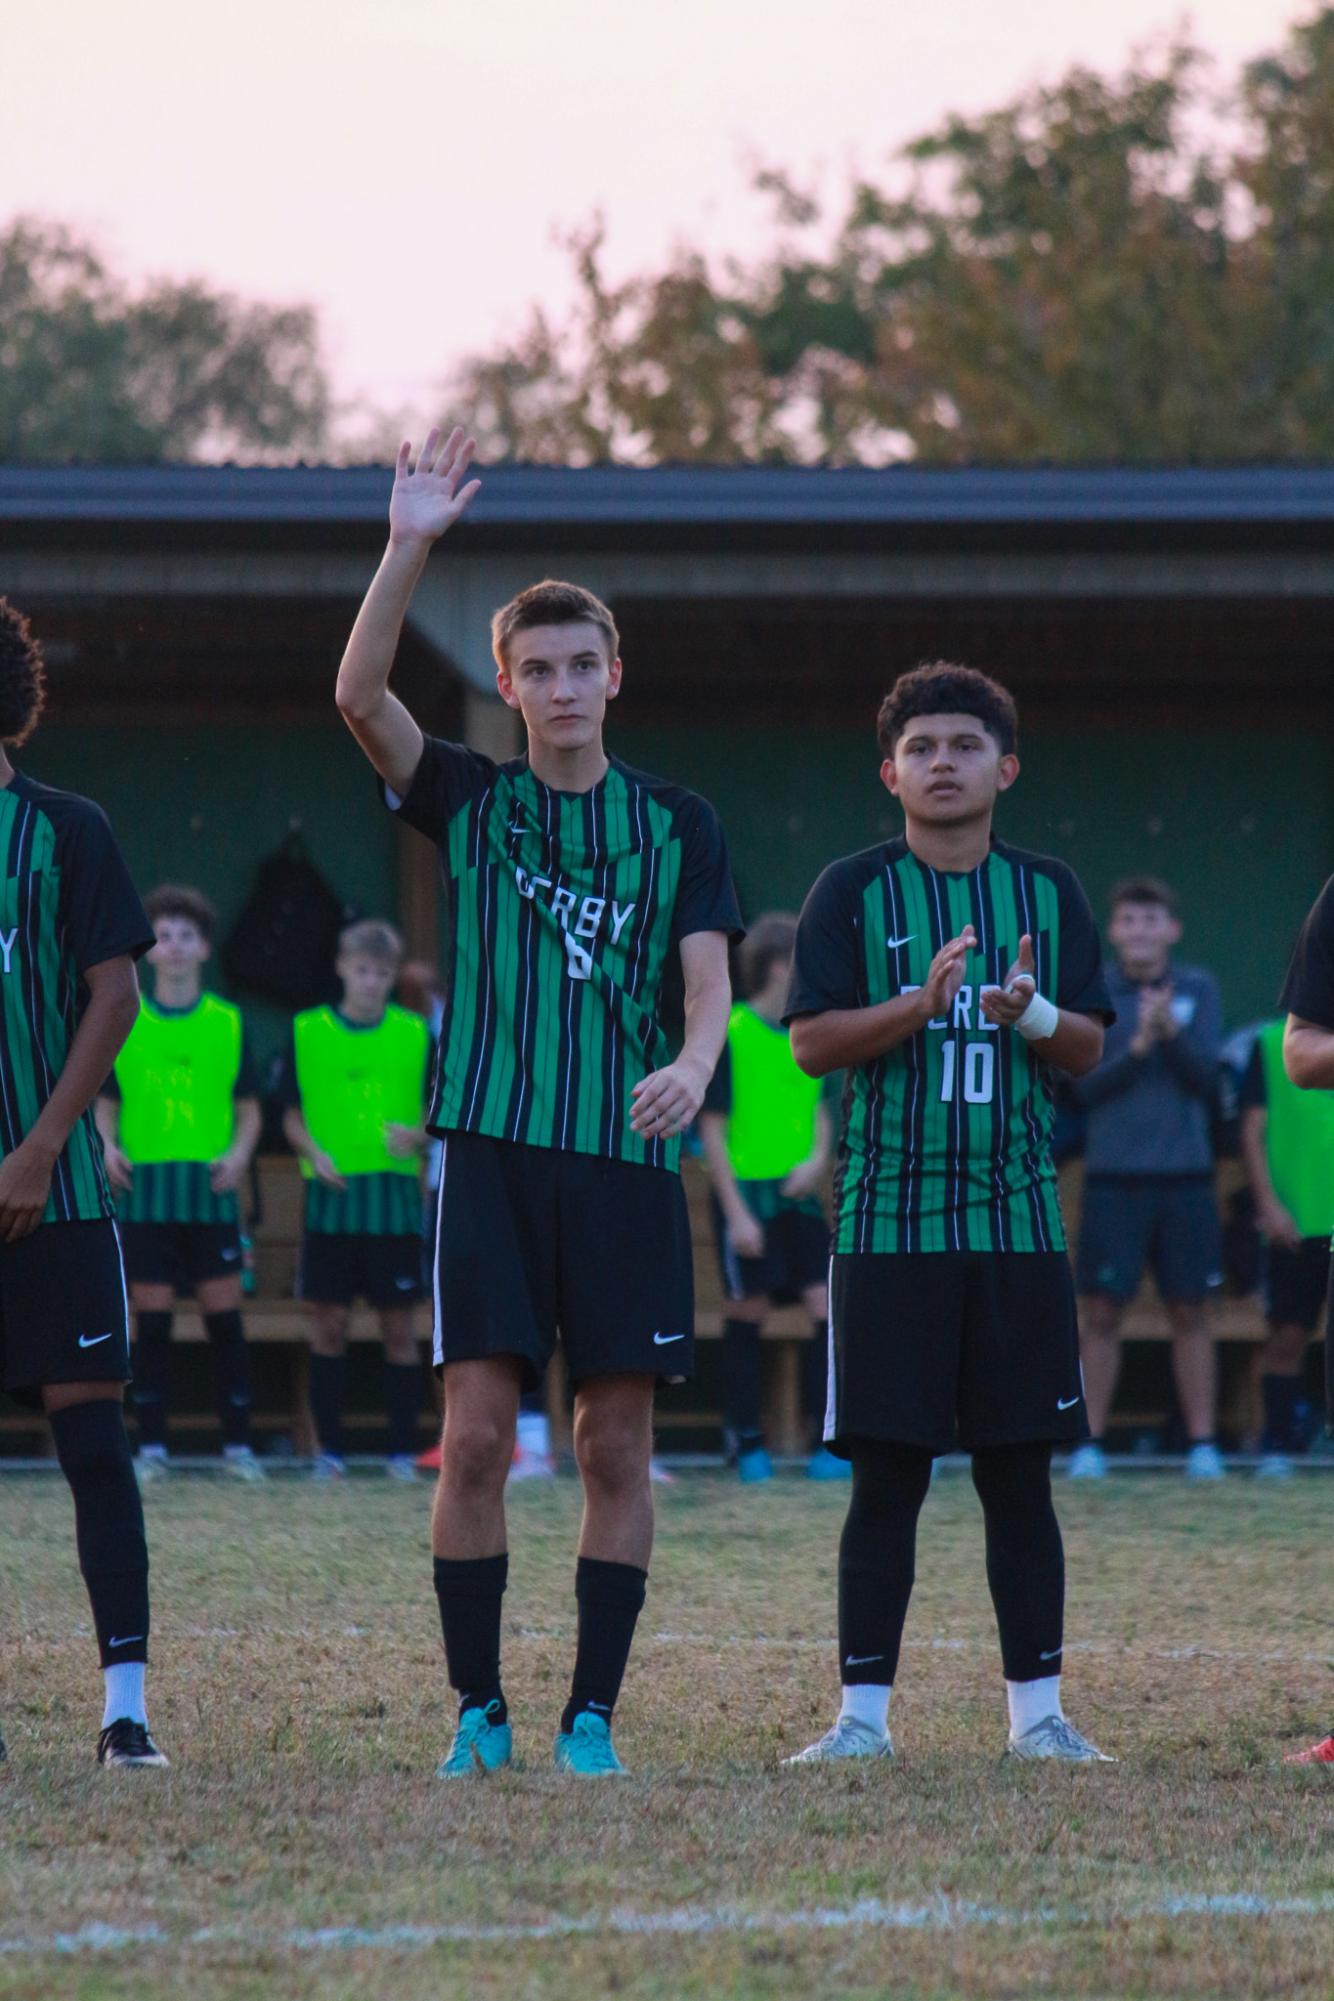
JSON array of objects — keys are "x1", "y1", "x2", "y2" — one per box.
[{"x1": 97, "y1": 1719, "x2": 169, "y2": 1768}]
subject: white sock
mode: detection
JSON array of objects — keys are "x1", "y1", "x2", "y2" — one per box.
[
  {"x1": 839, "y1": 1684, "x2": 891, "y2": 1736},
  {"x1": 516, "y1": 1411, "x2": 550, "y2": 1458},
  {"x1": 1006, "y1": 1674, "x2": 1063, "y2": 1740},
  {"x1": 102, "y1": 1663, "x2": 148, "y2": 1729}
]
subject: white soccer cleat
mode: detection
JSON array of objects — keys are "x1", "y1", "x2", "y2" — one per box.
[
  {"x1": 385, "y1": 1455, "x2": 419, "y2": 1483},
  {"x1": 223, "y1": 1446, "x2": 266, "y2": 1483},
  {"x1": 1005, "y1": 1715, "x2": 1115, "y2": 1763},
  {"x1": 1185, "y1": 1442, "x2": 1225, "y2": 1482},
  {"x1": 508, "y1": 1448, "x2": 555, "y2": 1483},
  {"x1": 1256, "y1": 1452, "x2": 1294, "y2": 1480},
  {"x1": 783, "y1": 1716, "x2": 893, "y2": 1765},
  {"x1": 1066, "y1": 1442, "x2": 1107, "y2": 1481},
  {"x1": 135, "y1": 1451, "x2": 170, "y2": 1488}
]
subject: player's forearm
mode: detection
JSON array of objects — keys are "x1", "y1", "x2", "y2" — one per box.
[
  {"x1": 1068, "y1": 1044, "x2": 1144, "y2": 1107},
  {"x1": 1159, "y1": 1029, "x2": 1218, "y2": 1099},
  {"x1": 335, "y1": 540, "x2": 429, "y2": 790},
  {"x1": 93, "y1": 1095, "x2": 120, "y2": 1150},
  {"x1": 28, "y1": 965, "x2": 139, "y2": 1161},
  {"x1": 678, "y1": 967, "x2": 731, "y2": 1089},
  {"x1": 231, "y1": 1098, "x2": 262, "y2": 1166},
  {"x1": 1025, "y1": 1009, "x2": 1104, "y2": 1078},
  {"x1": 281, "y1": 1106, "x2": 320, "y2": 1164},
  {"x1": 1283, "y1": 1019, "x2": 1334, "y2": 1090},
  {"x1": 790, "y1": 994, "x2": 929, "y2": 1078},
  {"x1": 1239, "y1": 1108, "x2": 1276, "y2": 1208},
  {"x1": 698, "y1": 1115, "x2": 749, "y2": 1225}
]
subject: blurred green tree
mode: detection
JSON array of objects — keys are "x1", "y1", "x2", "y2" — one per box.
[
  {"x1": 456, "y1": 11, "x2": 1334, "y2": 464},
  {"x1": 0, "y1": 218, "x2": 331, "y2": 463}
]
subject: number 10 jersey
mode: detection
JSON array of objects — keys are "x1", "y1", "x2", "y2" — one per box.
[{"x1": 785, "y1": 836, "x2": 1111, "y2": 1256}]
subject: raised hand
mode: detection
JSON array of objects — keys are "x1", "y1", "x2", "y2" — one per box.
[
  {"x1": 920, "y1": 927, "x2": 976, "y2": 1020},
  {"x1": 388, "y1": 426, "x2": 482, "y2": 549}
]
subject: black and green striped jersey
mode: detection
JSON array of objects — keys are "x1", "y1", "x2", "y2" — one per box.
[
  {"x1": 386, "y1": 742, "x2": 742, "y2": 1172},
  {"x1": 300, "y1": 1173, "x2": 423, "y2": 1238},
  {"x1": 0, "y1": 772, "x2": 153, "y2": 1225},
  {"x1": 786, "y1": 836, "x2": 1111, "y2": 1255}
]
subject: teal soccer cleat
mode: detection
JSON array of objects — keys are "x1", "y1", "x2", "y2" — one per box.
[
  {"x1": 554, "y1": 1710, "x2": 627, "y2": 1776},
  {"x1": 435, "y1": 1700, "x2": 513, "y2": 1778}
]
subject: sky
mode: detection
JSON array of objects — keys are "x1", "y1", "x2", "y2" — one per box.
[{"x1": 4, "y1": 0, "x2": 1300, "y2": 424}]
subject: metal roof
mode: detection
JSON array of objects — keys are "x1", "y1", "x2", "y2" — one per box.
[{"x1": 2, "y1": 463, "x2": 1334, "y2": 528}]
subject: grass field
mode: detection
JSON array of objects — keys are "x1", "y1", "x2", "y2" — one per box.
[{"x1": 2, "y1": 1466, "x2": 1333, "y2": 2000}]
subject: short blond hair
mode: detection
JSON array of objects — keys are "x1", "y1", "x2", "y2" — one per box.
[
  {"x1": 491, "y1": 579, "x2": 619, "y2": 670},
  {"x1": 338, "y1": 918, "x2": 403, "y2": 968}
]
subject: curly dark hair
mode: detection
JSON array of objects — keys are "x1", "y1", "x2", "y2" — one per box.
[
  {"x1": 876, "y1": 661, "x2": 1017, "y2": 758},
  {"x1": 0, "y1": 598, "x2": 49, "y2": 748},
  {"x1": 144, "y1": 883, "x2": 218, "y2": 943}
]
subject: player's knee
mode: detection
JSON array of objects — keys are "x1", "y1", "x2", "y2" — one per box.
[
  {"x1": 443, "y1": 1417, "x2": 511, "y2": 1493},
  {"x1": 573, "y1": 1421, "x2": 646, "y2": 1496}
]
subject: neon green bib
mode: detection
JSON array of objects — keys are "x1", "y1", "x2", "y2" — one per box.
[
  {"x1": 293, "y1": 1005, "x2": 429, "y2": 1178},
  {"x1": 723, "y1": 1002, "x2": 822, "y2": 1180},
  {"x1": 115, "y1": 994, "x2": 243, "y2": 1165},
  {"x1": 1260, "y1": 1019, "x2": 1334, "y2": 1238}
]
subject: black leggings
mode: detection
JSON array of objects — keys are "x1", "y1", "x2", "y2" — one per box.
[{"x1": 839, "y1": 1440, "x2": 1064, "y2": 1686}]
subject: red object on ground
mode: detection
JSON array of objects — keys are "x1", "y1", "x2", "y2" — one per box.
[
  {"x1": 415, "y1": 1442, "x2": 442, "y2": 1471},
  {"x1": 1284, "y1": 1734, "x2": 1334, "y2": 1765}
]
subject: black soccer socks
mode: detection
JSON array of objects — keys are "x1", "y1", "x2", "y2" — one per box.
[
  {"x1": 971, "y1": 1441, "x2": 1065, "y2": 1683},
  {"x1": 307, "y1": 1352, "x2": 348, "y2": 1461},
  {"x1": 721, "y1": 1317, "x2": 763, "y2": 1444},
  {"x1": 203, "y1": 1310, "x2": 252, "y2": 1448},
  {"x1": 132, "y1": 1311, "x2": 173, "y2": 1450},
  {"x1": 384, "y1": 1359, "x2": 422, "y2": 1461},
  {"x1": 560, "y1": 1556, "x2": 648, "y2": 1734},
  {"x1": 49, "y1": 1400, "x2": 151, "y2": 1669},
  {"x1": 434, "y1": 1552, "x2": 508, "y2": 1720},
  {"x1": 1261, "y1": 1373, "x2": 1303, "y2": 1455},
  {"x1": 838, "y1": 1442, "x2": 934, "y2": 1685}
]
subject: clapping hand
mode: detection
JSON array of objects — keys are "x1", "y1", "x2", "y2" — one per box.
[{"x1": 980, "y1": 935, "x2": 1037, "y2": 1029}]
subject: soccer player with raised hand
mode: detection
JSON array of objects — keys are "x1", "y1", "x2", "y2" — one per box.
[
  {"x1": 336, "y1": 429, "x2": 741, "y2": 1778},
  {"x1": 783, "y1": 662, "x2": 1115, "y2": 1767},
  {"x1": 0, "y1": 600, "x2": 166, "y2": 1770}
]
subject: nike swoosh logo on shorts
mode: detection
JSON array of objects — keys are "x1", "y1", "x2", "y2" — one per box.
[
  {"x1": 1057, "y1": 1395, "x2": 1080, "y2": 1410},
  {"x1": 1039, "y1": 1648, "x2": 1062, "y2": 1662},
  {"x1": 886, "y1": 934, "x2": 916, "y2": 949},
  {"x1": 653, "y1": 1332, "x2": 685, "y2": 1346},
  {"x1": 78, "y1": 1331, "x2": 115, "y2": 1348}
]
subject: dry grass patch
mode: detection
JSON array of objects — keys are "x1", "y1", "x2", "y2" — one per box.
[{"x1": 1, "y1": 1468, "x2": 1332, "y2": 1998}]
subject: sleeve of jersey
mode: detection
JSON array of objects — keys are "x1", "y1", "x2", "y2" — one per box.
[
  {"x1": 783, "y1": 864, "x2": 861, "y2": 1020},
  {"x1": 379, "y1": 735, "x2": 496, "y2": 841},
  {"x1": 1054, "y1": 868, "x2": 1115, "y2": 1022},
  {"x1": 57, "y1": 802, "x2": 155, "y2": 973},
  {"x1": 671, "y1": 798, "x2": 745, "y2": 942},
  {"x1": 701, "y1": 1039, "x2": 732, "y2": 1115},
  {"x1": 1280, "y1": 877, "x2": 1334, "y2": 1028},
  {"x1": 1237, "y1": 1039, "x2": 1266, "y2": 1113}
]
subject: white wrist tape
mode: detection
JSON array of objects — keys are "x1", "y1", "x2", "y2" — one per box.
[{"x1": 1015, "y1": 991, "x2": 1059, "y2": 1042}]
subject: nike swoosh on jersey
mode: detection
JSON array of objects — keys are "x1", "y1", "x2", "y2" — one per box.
[
  {"x1": 652, "y1": 1332, "x2": 685, "y2": 1345},
  {"x1": 886, "y1": 934, "x2": 916, "y2": 949}
]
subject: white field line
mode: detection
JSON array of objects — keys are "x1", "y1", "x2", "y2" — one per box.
[
  {"x1": 10, "y1": 1626, "x2": 1334, "y2": 1668},
  {"x1": 3, "y1": 1890, "x2": 1334, "y2": 1959}
]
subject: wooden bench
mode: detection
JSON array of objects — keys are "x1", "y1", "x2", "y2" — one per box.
[{"x1": 0, "y1": 1154, "x2": 1304, "y2": 1458}]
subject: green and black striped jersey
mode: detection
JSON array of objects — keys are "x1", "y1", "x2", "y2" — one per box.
[
  {"x1": 386, "y1": 742, "x2": 742, "y2": 1172},
  {"x1": 0, "y1": 771, "x2": 154, "y2": 1224},
  {"x1": 786, "y1": 837, "x2": 1111, "y2": 1255}
]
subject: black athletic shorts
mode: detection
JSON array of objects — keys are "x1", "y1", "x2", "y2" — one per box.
[
  {"x1": 433, "y1": 1130, "x2": 694, "y2": 1391},
  {"x1": 120, "y1": 1219, "x2": 244, "y2": 1293},
  {"x1": 826, "y1": 1249, "x2": 1087, "y2": 1458},
  {"x1": 1075, "y1": 1173, "x2": 1223, "y2": 1305},
  {"x1": 1264, "y1": 1236, "x2": 1333, "y2": 1333},
  {"x1": 0, "y1": 1218, "x2": 131, "y2": 1409},
  {"x1": 297, "y1": 1232, "x2": 424, "y2": 1309},
  {"x1": 711, "y1": 1193, "x2": 829, "y2": 1305}
]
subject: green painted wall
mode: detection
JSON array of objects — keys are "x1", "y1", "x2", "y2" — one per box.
[
  {"x1": 23, "y1": 722, "x2": 398, "y2": 1061},
  {"x1": 614, "y1": 723, "x2": 1332, "y2": 1029}
]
